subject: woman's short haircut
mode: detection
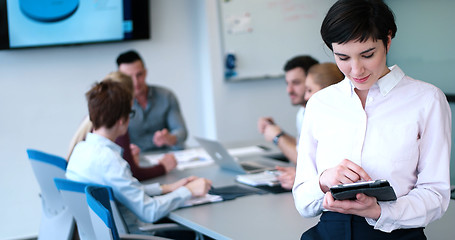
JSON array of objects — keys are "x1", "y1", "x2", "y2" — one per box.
[
  {"x1": 86, "y1": 80, "x2": 132, "y2": 130},
  {"x1": 320, "y1": 0, "x2": 397, "y2": 51}
]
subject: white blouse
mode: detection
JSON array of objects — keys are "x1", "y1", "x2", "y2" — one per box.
[
  {"x1": 293, "y1": 65, "x2": 451, "y2": 233},
  {"x1": 296, "y1": 106, "x2": 305, "y2": 149}
]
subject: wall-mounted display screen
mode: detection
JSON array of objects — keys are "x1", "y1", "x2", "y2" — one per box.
[{"x1": 0, "y1": 0, "x2": 150, "y2": 50}]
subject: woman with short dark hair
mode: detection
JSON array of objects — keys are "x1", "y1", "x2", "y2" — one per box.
[{"x1": 293, "y1": 0, "x2": 451, "y2": 239}]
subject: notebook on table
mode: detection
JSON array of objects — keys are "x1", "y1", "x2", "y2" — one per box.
[
  {"x1": 235, "y1": 170, "x2": 291, "y2": 194},
  {"x1": 194, "y1": 137, "x2": 276, "y2": 174}
]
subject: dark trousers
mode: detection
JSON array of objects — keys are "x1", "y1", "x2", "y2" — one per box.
[{"x1": 301, "y1": 212, "x2": 426, "y2": 240}]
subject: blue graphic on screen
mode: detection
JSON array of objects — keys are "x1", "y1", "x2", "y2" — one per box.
[
  {"x1": 19, "y1": 0, "x2": 79, "y2": 23},
  {"x1": 7, "y1": 0, "x2": 124, "y2": 48}
]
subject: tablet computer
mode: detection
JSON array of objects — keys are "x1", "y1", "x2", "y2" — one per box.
[{"x1": 330, "y1": 179, "x2": 397, "y2": 201}]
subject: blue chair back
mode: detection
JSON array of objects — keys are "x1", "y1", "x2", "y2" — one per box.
[
  {"x1": 26, "y1": 149, "x2": 74, "y2": 240},
  {"x1": 27, "y1": 149, "x2": 68, "y2": 215},
  {"x1": 86, "y1": 185, "x2": 120, "y2": 240},
  {"x1": 54, "y1": 178, "x2": 96, "y2": 240}
]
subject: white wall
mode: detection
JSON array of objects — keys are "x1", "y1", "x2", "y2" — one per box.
[
  {"x1": 2, "y1": 1, "x2": 450, "y2": 238},
  {"x1": 0, "y1": 0, "x2": 300, "y2": 238}
]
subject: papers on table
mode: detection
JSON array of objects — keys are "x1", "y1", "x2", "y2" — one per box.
[
  {"x1": 236, "y1": 171, "x2": 280, "y2": 187},
  {"x1": 142, "y1": 148, "x2": 214, "y2": 170},
  {"x1": 182, "y1": 193, "x2": 223, "y2": 207},
  {"x1": 141, "y1": 145, "x2": 268, "y2": 170}
]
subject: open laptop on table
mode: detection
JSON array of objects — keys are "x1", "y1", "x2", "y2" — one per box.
[{"x1": 195, "y1": 137, "x2": 277, "y2": 174}]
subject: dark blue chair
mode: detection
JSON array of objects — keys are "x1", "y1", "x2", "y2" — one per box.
[{"x1": 85, "y1": 185, "x2": 172, "y2": 240}]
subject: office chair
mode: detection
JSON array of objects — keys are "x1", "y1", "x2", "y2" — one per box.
[
  {"x1": 54, "y1": 178, "x2": 99, "y2": 240},
  {"x1": 26, "y1": 149, "x2": 75, "y2": 240},
  {"x1": 85, "y1": 185, "x2": 172, "y2": 240},
  {"x1": 55, "y1": 178, "x2": 189, "y2": 239},
  {"x1": 54, "y1": 178, "x2": 137, "y2": 238}
]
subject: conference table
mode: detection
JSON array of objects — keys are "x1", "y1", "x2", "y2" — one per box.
[
  {"x1": 142, "y1": 142, "x2": 455, "y2": 240},
  {"x1": 149, "y1": 165, "x2": 319, "y2": 239},
  {"x1": 142, "y1": 141, "x2": 319, "y2": 239}
]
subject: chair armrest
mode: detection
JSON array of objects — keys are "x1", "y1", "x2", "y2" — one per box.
[
  {"x1": 119, "y1": 233, "x2": 172, "y2": 240},
  {"x1": 138, "y1": 223, "x2": 188, "y2": 232}
]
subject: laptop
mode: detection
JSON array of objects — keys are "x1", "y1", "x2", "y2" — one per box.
[{"x1": 195, "y1": 137, "x2": 276, "y2": 174}]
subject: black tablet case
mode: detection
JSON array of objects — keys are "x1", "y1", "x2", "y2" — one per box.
[{"x1": 330, "y1": 180, "x2": 397, "y2": 201}]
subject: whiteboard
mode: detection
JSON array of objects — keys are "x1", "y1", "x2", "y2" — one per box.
[{"x1": 219, "y1": 0, "x2": 336, "y2": 81}]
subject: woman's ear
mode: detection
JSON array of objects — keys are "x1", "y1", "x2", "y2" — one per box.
[
  {"x1": 117, "y1": 116, "x2": 129, "y2": 126},
  {"x1": 114, "y1": 116, "x2": 129, "y2": 135},
  {"x1": 386, "y1": 32, "x2": 392, "y2": 53},
  {"x1": 113, "y1": 117, "x2": 124, "y2": 130},
  {"x1": 117, "y1": 118, "x2": 124, "y2": 126}
]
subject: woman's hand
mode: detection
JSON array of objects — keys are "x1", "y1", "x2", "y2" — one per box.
[
  {"x1": 319, "y1": 159, "x2": 372, "y2": 193},
  {"x1": 130, "y1": 144, "x2": 141, "y2": 165},
  {"x1": 323, "y1": 191, "x2": 381, "y2": 220},
  {"x1": 159, "y1": 153, "x2": 177, "y2": 173},
  {"x1": 275, "y1": 166, "x2": 296, "y2": 190},
  {"x1": 184, "y1": 177, "x2": 213, "y2": 197},
  {"x1": 161, "y1": 176, "x2": 197, "y2": 194}
]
